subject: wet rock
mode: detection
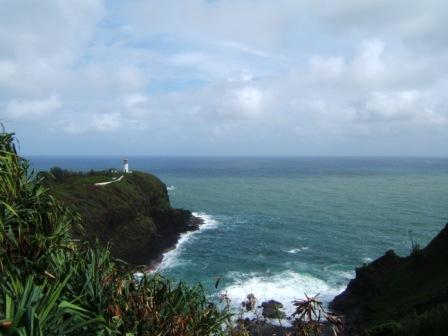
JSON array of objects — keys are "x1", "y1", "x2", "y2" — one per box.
[{"x1": 260, "y1": 300, "x2": 286, "y2": 319}]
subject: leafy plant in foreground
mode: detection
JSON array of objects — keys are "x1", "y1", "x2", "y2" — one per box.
[{"x1": 0, "y1": 272, "x2": 100, "y2": 335}]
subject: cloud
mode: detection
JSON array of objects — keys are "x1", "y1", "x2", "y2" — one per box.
[
  {"x1": 234, "y1": 87, "x2": 263, "y2": 116},
  {"x1": 355, "y1": 90, "x2": 430, "y2": 123},
  {"x1": 63, "y1": 112, "x2": 122, "y2": 134},
  {"x1": 127, "y1": 0, "x2": 300, "y2": 49},
  {"x1": 2, "y1": 0, "x2": 448, "y2": 155},
  {"x1": 174, "y1": 83, "x2": 267, "y2": 123},
  {"x1": 120, "y1": 94, "x2": 151, "y2": 118},
  {"x1": 306, "y1": 0, "x2": 448, "y2": 47},
  {"x1": 0, "y1": 0, "x2": 105, "y2": 95},
  {"x1": 5, "y1": 96, "x2": 61, "y2": 120},
  {"x1": 310, "y1": 56, "x2": 345, "y2": 80},
  {"x1": 78, "y1": 65, "x2": 147, "y2": 94}
]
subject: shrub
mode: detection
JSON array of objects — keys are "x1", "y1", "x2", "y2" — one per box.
[{"x1": 0, "y1": 129, "x2": 227, "y2": 335}]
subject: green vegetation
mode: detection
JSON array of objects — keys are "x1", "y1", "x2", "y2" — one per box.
[
  {"x1": 40, "y1": 165, "x2": 193, "y2": 265},
  {"x1": 0, "y1": 131, "x2": 228, "y2": 335}
]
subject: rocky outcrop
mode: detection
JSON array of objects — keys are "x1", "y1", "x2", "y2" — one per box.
[
  {"x1": 330, "y1": 223, "x2": 448, "y2": 336},
  {"x1": 260, "y1": 300, "x2": 286, "y2": 319},
  {"x1": 47, "y1": 170, "x2": 200, "y2": 265}
]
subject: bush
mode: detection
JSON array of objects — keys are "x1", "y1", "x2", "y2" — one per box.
[
  {"x1": 365, "y1": 321, "x2": 403, "y2": 336},
  {"x1": 0, "y1": 129, "x2": 227, "y2": 335},
  {"x1": 415, "y1": 304, "x2": 448, "y2": 336}
]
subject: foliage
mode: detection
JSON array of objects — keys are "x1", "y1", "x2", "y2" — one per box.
[
  {"x1": 41, "y1": 162, "x2": 187, "y2": 265},
  {"x1": 365, "y1": 321, "x2": 403, "y2": 336},
  {"x1": 0, "y1": 129, "x2": 228, "y2": 335},
  {"x1": 0, "y1": 272, "x2": 100, "y2": 335},
  {"x1": 292, "y1": 294, "x2": 342, "y2": 336},
  {"x1": 408, "y1": 230, "x2": 421, "y2": 257}
]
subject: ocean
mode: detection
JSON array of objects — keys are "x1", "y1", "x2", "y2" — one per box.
[{"x1": 29, "y1": 156, "x2": 448, "y2": 315}]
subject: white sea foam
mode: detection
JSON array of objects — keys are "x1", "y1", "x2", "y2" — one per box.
[
  {"x1": 221, "y1": 270, "x2": 345, "y2": 319},
  {"x1": 334, "y1": 270, "x2": 355, "y2": 282},
  {"x1": 362, "y1": 257, "x2": 373, "y2": 263},
  {"x1": 167, "y1": 185, "x2": 175, "y2": 191},
  {"x1": 192, "y1": 212, "x2": 219, "y2": 230},
  {"x1": 153, "y1": 212, "x2": 219, "y2": 271},
  {"x1": 287, "y1": 247, "x2": 309, "y2": 254}
]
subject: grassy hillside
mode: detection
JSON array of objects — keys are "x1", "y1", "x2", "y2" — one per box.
[
  {"x1": 42, "y1": 169, "x2": 196, "y2": 265},
  {"x1": 331, "y1": 223, "x2": 448, "y2": 335}
]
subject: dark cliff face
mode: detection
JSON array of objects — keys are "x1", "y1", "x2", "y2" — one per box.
[
  {"x1": 330, "y1": 223, "x2": 448, "y2": 336},
  {"x1": 47, "y1": 171, "x2": 198, "y2": 265}
]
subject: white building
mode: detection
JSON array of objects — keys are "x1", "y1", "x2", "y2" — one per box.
[{"x1": 123, "y1": 159, "x2": 129, "y2": 173}]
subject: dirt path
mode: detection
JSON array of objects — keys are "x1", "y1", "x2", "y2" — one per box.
[{"x1": 94, "y1": 175, "x2": 124, "y2": 186}]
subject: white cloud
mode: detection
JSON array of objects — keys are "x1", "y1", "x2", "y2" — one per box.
[
  {"x1": 121, "y1": 94, "x2": 151, "y2": 118},
  {"x1": 79, "y1": 65, "x2": 147, "y2": 94},
  {"x1": 306, "y1": 0, "x2": 448, "y2": 47},
  {"x1": 2, "y1": 0, "x2": 448, "y2": 155},
  {"x1": 310, "y1": 56, "x2": 346, "y2": 80},
  {"x1": 0, "y1": 0, "x2": 105, "y2": 95},
  {"x1": 5, "y1": 96, "x2": 61, "y2": 119},
  {"x1": 234, "y1": 87, "x2": 263, "y2": 116},
  {"x1": 0, "y1": 1, "x2": 105, "y2": 62},
  {"x1": 127, "y1": 0, "x2": 300, "y2": 49},
  {"x1": 63, "y1": 112, "x2": 122, "y2": 134},
  {"x1": 353, "y1": 40, "x2": 386, "y2": 80},
  {"x1": 356, "y1": 91, "x2": 424, "y2": 122},
  {"x1": 91, "y1": 113, "x2": 121, "y2": 132},
  {"x1": 183, "y1": 84, "x2": 267, "y2": 122}
]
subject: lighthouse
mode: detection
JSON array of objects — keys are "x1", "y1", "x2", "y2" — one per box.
[{"x1": 123, "y1": 159, "x2": 129, "y2": 173}]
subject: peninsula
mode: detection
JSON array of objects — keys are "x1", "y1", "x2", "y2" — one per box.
[{"x1": 42, "y1": 168, "x2": 201, "y2": 265}]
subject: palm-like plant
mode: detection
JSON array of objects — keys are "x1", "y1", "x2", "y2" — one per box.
[
  {"x1": 0, "y1": 272, "x2": 101, "y2": 336},
  {"x1": 0, "y1": 128, "x2": 228, "y2": 335},
  {"x1": 0, "y1": 131, "x2": 77, "y2": 275},
  {"x1": 292, "y1": 294, "x2": 342, "y2": 336}
]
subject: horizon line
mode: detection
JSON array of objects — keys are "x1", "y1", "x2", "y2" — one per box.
[{"x1": 23, "y1": 154, "x2": 448, "y2": 159}]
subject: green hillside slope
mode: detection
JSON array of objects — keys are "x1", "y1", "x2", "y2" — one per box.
[{"x1": 43, "y1": 169, "x2": 198, "y2": 265}]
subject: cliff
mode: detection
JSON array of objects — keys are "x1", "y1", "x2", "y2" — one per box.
[
  {"x1": 331, "y1": 223, "x2": 448, "y2": 336},
  {"x1": 44, "y1": 169, "x2": 199, "y2": 265}
]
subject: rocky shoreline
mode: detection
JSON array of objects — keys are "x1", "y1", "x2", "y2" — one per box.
[
  {"x1": 144, "y1": 214, "x2": 204, "y2": 271},
  {"x1": 330, "y1": 222, "x2": 448, "y2": 335},
  {"x1": 230, "y1": 222, "x2": 448, "y2": 336}
]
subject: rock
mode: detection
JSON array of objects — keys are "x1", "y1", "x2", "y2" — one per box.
[
  {"x1": 260, "y1": 300, "x2": 286, "y2": 319},
  {"x1": 330, "y1": 222, "x2": 448, "y2": 335}
]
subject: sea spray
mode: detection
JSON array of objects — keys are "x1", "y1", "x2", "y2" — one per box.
[
  {"x1": 154, "y1": 212, "x2": 219, "y2": 271},
  {"x1": 287, "y1": 247, "x2": 309, "y2": 254},
  {"x1": 220, "y1": 270, "x2": 345, "y2": 319}
]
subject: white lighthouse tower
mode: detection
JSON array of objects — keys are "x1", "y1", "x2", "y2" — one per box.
[{"x1": 123, "y1": 159, "x2": 129, "y2": 173}]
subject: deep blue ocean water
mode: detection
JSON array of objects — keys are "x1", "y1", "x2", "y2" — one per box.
[{"x1": 29, "y1": 156, "x2": 448, "y2": 314}]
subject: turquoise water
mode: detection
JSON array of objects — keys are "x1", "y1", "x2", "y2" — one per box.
[{"x1": 29, "y1": 157, "x2": 448, "y2": 314}]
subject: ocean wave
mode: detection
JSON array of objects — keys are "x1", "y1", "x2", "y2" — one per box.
[
  {"x1": 362, "y1": 257, "x2": 373, "y2": 263},
  {"x1": 333, "y1": 270, "x2": 355, "y2": 281},
  {"x1": 167, "y1": 185, "x2": 175, "y2": 191},
  {"x1": 220, "y1": 270, "x2": 345, "y2": 319},
  {"x1": 192, "y1": 212, "x2": 219, "y2": 230},
  {"x1": 154, "y1": 212, "x2": 219, "y2": 271},
  {"x1": 287, "y1": 247, "x2": 309, "y2": 254}
]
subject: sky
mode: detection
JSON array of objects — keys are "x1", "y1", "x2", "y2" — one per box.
[{"x1": 1, "y1": 0, "x2": 447, "y2": 156}]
